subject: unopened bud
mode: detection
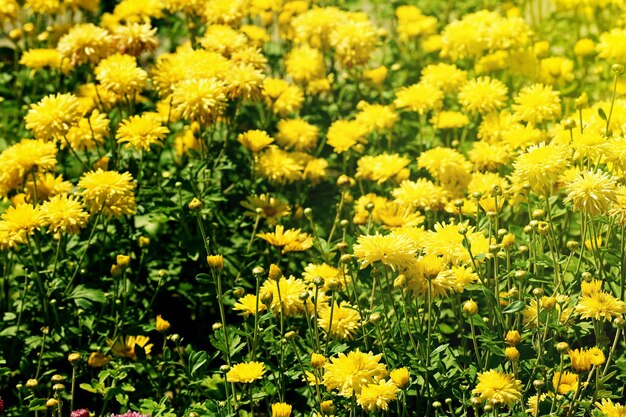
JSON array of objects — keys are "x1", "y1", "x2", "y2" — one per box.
[
  {"x1": 207, "y1": 255, "x2": 224, "y2": 272},
  {"x1": 505, "y1": 346, "x2": 520, "y2": 362},
  {"x1": 463, "y1": 300, "x2": 478, "y2": 315},
  {"x1": 369, "y1": 313, "x2": 381, "y2": 324},
  {"x1": 188, "y1": 198, "x2": 203, "y2": 210},
  {"x1": 68, "y1": 353, "x2": 81, "y2": 364},
  {"x1": 268, "y1": 264, "x2": 283, "y2": 280},
  {"x1": 505, "y1": 330, "x2": 521, "y2": 346}
]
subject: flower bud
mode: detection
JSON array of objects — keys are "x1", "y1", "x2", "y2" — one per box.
[
  {"x1": 139, "y1": 236, "x2": 150, "y2": 247},
  {"x1": 320, "y1": 400, "x2": 334, "y2": 413},
  {"x1": 188, "y1": 197, "x2": 203, "y2": 210},
  {"x1": 393, "y1": 274, "x2": 407, "y2": 289},
  {"x1": 68, "y1": 353, "x2": 81, "y2": 364},
  {"x1": 369, "y1": 313, "x2": 381, "y2": 324},
  {"x1": 52, "y1": 383, "x2": 65, "y2": 392},
  {"x1": 311, "y1": 353, "x2": 326, "y2": 368},
  {"x1": 116, "y1": 254, "x2": 130, "y2": 267},
  {"x1": 252, "y1": 266, "x2": 265, "y2": 277},
  {"x1": 505, "y1": 330, "x2": 521, "y2": 346},
  {"x1": 207, "y1": 255, "x2": 224, "y2": 272},
  {"x1": 574, "y1": 93, "x2": 588, "y2": 110},
  {"x1": 463, "y1": 300, "x2": 478, "y2": 315},
  {"x1": 269, "y1": 264, "x2": 283, "y2": 280},
  {"x1": 88, "y1": 352, "x2": 110, "y2": 368},
  {"x1": 566, "y1": 240, "x2": 579, "y2": 251},
  {"x1": 337, "y1": 175, "x2": 354, "y2": 187},
  {"x1": 46, "y1": 398, "x2": 58, "y2": 408},
  {"x1": 390, "y1": 367, "x2": 410, "y2": 389},
  {"x1": 505, "y1": 347, "x2": 520, "y2": 362},
  {"x1": 542, "y1": 296, "x2": 556, "y2": 311},
  {"x1": 51, "y1": 374, "x2": 64, "y2": 383},
  {"x1": 537, "y1": 221, "x2": 550, "y2": 235},
  {"x1": 532, "y1": 287, "x2": 544, "y2": 297},
  {"x1": 612, "y1": 64, "x2": 625, "y2": 75},
  {"x1": 156, "y1": 315, "x2": 171, "y2": 333},
  {"x1": 26, "y1": 379, "x2": 38, "y2": 389},
  {"x1": 556, "y1": 342, "x2": 570, "y2": 354}
]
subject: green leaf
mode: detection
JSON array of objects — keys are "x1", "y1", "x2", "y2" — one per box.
[
  {"x1": 69, "y1": 285, "x2": 106, "y2": 304},
  {"x1": 503, "y1": 300, "x2": 526, "y2": 314},
  {"x1": 79, "y1": 383, "x2": 98, "y2": 393},
  {"x1": 190, "y1": 350, "x2": 209, "y2": 377},
  {"x1": 598, "y1": 107, "x2": 607, "y2": 121}
]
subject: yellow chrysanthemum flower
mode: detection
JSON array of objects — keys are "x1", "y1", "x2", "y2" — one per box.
[
  {"x1": 0, "y1": 203, "x2": 45, "y2": 247},
  {"x1": 326, "y1": 119, "x2": 368, "y2": 153},
  {"x1": 356, "y1": 153, "x2": 410, "y2": 184},
  {"x1": 595, "y1": 398, "x2": 626, "y2": 417},
  {"x1": 271, "y1": 403, "x2": 293, "y2": 417},
  {"x1": 394, "y1": 82, "x2": 443, "y2": 114},
  {"x1": 238, "y1": 130, "x2": 274, "y2": 153},
  {"x1": 233, "y1": 294, "x2": 266, "y2": 317},
  {"x1": 255, "y1": 147, "x2": 304, "y2": 184},
  {"x1": 421, "y1": 63, "x2": 467, "y2": 93},
  {"x1": 512, "y1": 83, "x2": 561, "y2": 124},
  {"x1": 392, "y1": 179, "x2": 450, "y2": 211},
  {"x1": 260, "y1": 274, "x2": 307, "y2": 316},
  {"x1": 511, "y1": 143, "x2": 570, "y2": 196},
  {"x1": 356, "y1": 379, "x2": 399, "y2": 411},
  {"x1": 111, "y1": 22, "x2": 158, "y2": 56},
  {"x1": 108, "y1": 335, "x2": 152, "y2": 360},
  {"x1": 553, "y1": 371, "x2": 578, "y2": 394},
  {"x1": 25, "y1": 93, "x2": 82, "y2": 140},
  {"x1": 116, "y1": 114, "x2": 169, "y2": 151},
  {"x1": 41, "y1": 194, "x2": 89, "y2": 235},
  {"x1": 20, "y1": 48, "x2": 63, "y2": 70},
  {"x1": 472, "y1": 370, "x2": 522, "y2": 407},
  {"x1": 353, "y1": 232, "x2": 416, "y2": 271},
  {"x1": 355, "y1": 102, "x2": 398, "y2": 133},
  {"x1": 318, "y1": 301, "x2": 361, "y2": 340},
  {"x1": 257, "y1": 224, "x2": 312, "y2": 253},
  {"x1": 285, "y1": 45, "x2": 325, "y2": 83},
  {"x1": 171, "y1": 78, "x2": 227, "y2": 124},
  {"x1": 564, "y1": 170, "x2": 617, "y2": 216},
  {"x1": 276, "y1": 119, "x2": 319, "y2": 151},
  {"x1": 226, "y1": 361, "x2": 265, "y2": 383},
  {"x1": 458, "y1": 77, "x2": 508, "y2": 115},
  {"x1": 78, "y1": 169, "x2": 136, "y2": 217},
  {"x1": 95, "y1": 53, "x2": 147, "y2": 97},
  {"x1": 323, "y1": 350, "x2": 387, "y2": 397},
  {"x1": 576, "y1": 291, "x2": 626, "y2": 322},
  {"x1": 57, "y1": 23, "x2": 112, "y2": 67}
]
